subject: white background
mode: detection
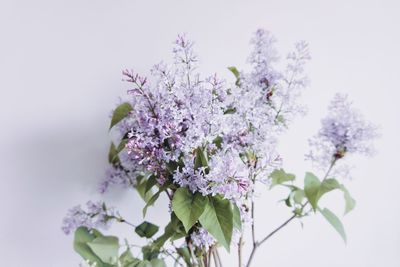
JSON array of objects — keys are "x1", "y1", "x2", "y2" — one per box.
[{"x1": 1, "y1": 0, "x2": 399, "y2": 266}]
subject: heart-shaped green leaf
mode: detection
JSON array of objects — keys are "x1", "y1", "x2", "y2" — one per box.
[
  {"x1": 199, "y1": 196, "x2": 233, "y2": 251},
  {"x1": 172, "y1": 187, "x2": 208, "y2": 232}
]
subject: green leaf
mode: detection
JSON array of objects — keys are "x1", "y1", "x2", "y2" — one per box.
[
  {"x1": 142, "y1": 192, "x2": 161, "y2": 217},
  {"x1": 135, "y1": 222, "x2": 159, "y2": 238},
  {"x1": 318, "y1": 178, "x2": 341, "y2": 199},
  {"x1": 137, "y1": 175, "x2": 154, "y2": 203},
  {"x1": 110, "y1": 102, "x2": 133, "y2": 129},
  {"x1": 304, "y1": 172, "x2": 321, "y2": 210},
  {"x1": 284, "y1": 195, "x2": 292, "y2": 207},
  {"x1": 137, "y1": 260, "x2": 153, "y2": 267},
  {"x1": 150, "y1": 258, "x2": 167, "y2": 267},
  {"x1": 318, "y1": 207, "x2": 347, "y2": 243},
  {"x1": 199, "y1": 196, "x2": 233, "y2": 251},
  {"x1": 166, "y1": 161, "x2": 179, "y2": 175},
  {"x1": 293, "y1": 189, "x2": 305, "y2": 204},
  {"x1": 232, "y1": 204, "x2": 242, "y2": 230},
  {"x1": 212, "y1": 136, "x2": 223, "y2": 149},
  {"x1": 172, "y1": 187, "x2": 208, "y2": 232},
  {"x1": 120, "y1": 249, "x2": 141, "y2": 266},
  {"x1": 142, "y1": 246, "x2": 159, "y2": 261},
  {"x1": 341, "y1": 185, "x2": 356, "y2": 214},
  {"x1": 142, "y1": 182, "x2": 170, "y2": 217},
  {"x1": 304, "y1": 175, "x2": 343, "y2": 211},
  {"x1": 153, "y1": 213, "x2": 185, "y2": 249},
  {"x1": 270, "y1": 169, "x2": 295, "y2": 188},
  {"x1": 145, "y1": 175, "x2": 158, "y2": 193},
  {"x1": 228, "y1": 66, "x2": 241, "y2": 86},
  {"x1": 108, "y1": 143, "x2": 119, "y2": 164},
  {"x1": 73, "y1": 227, "x2": 108, "y2": 267},
  {"x1": 87, "y1": 236, "x2": 119, "y2": 265},
  {"x1": 223, "y1": 107, "x2": 237, "y2": 115},
  {"x1": 108, "y1": 139, "x2": 129, "y2": 165},
  {"x1": 176, "y1": 247, "x2": 191, "y2": 266},
  {"x1": 117, "y1": 138, "x2": 129, "y2": 151},
  {"x1": 194, "y1": 147, "x2": 208, "y2": 170}
]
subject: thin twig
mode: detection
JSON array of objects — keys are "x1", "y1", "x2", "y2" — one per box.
[
  {"x1": 251, "y1": 199, "x2": 256, "y2": 246},
  {"x1": 212, "y1": 250, "x2": 219, "y2": 267},
  {"x1": 238, "y1": 235, "x2": 243, "y2": 267},
  {"x1": 215, "y1": 249, "x2": 223, "y2": 267},
  {"x1": 114, "y1": 216, "x2": 136, "y2": 228},
  {"x1": 207, "y1": 248, "x2": 212, "y2": 267},
  {"x1": 245, "y1": 160, "x2": 337, "y2": 267},
  {"x1": 162, "y1": 249, "x2": 183, "y2": 267},
  {"x1": 245, "y1": 213, "x2": 297, "y2": 267}
]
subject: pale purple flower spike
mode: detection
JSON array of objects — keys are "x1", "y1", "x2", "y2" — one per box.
[
  {"x1": 61, "y1": 201, "x2": 115, "y2": 235},
  {"x1": 306, "y1": 93, "x2": 378, "y2": 178}
]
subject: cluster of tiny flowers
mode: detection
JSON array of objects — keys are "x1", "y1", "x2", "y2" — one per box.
[
  {"x1": 99, "y1": 166, "x2": 135, "y2": 193},
  {"x1": 306, "y1": 93, "x2": 378, "y2": 177},
  {"x1": 97, "y1": 29, "x2": 310, "y2": 218},
  {"x1": 62, "y1": 201, "x2": 114, "y2": 235},
  {"x1": 190, "y1": 227, "x2": 216, "y2": 249}
]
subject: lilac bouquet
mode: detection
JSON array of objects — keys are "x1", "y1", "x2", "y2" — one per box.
[{"x1": 62, "y1": 29, "x2": 378, "y2": 267}]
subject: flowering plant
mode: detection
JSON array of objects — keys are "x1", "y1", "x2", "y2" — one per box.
[{"x1": 62, "y1": 29, "x2": 378, "y2": 267}]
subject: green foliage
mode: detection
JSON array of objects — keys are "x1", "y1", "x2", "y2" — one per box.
[
  {"x1": 318, "y1": 178, "x2": 341, "y2": 198},
  {"x1": 145, "y1": 175, "x2": 158, "y2": 194},
  {"x1": 228, "y1": 66, "x2": 241, "y2": 86},
  {"x1": 153, "y1": 213, "x2": 185, "y2": 249},
  {"x1": 270, "y1": 169, "x2": 295, "y2": 188},
  {"x1": 87, "y1": 236, "x2": 119, "y2": 265},
  {"x1": 110, "y1": 102, "x2": 133, "y2": 129},
  {"x1": 303, "y1": 173, "x2": 355, "y2": 214},
  {"x1": 136, "y1": 174, "x2": 155, "y2": 203},
  {"x1": 232, "y1": 203, "x2": 242, "y2": 230},
  {"x1": 341, "y1": 185, "x2": 356, "y2": 214},
  {"x1": 212, "y1": 136, "x2": 223, "y2": 149},
  {"x1": 108, "y1": 139, "x2": 129, "y2": 165},
  {"x1": 73, "y1": 227, "x2": 117, "y2": 267},
  {"x1": 135, "y1": 222, "x2": 159, "y2": 238},
  {"x1": 108, "y1": 143, "x2": 119, "y2": 165},
  {"x1": 150, "y1": 258, "x2": 167, "y2": 267},
  {"x1": 293, "y1": 189, "x2": 305, "y2": 205},
  {"x1": 194, "y1": 147, "x2": 208, "y2": 170},
  {"x1": 119, "y1": 249, "x2": 141, "y2": 266},
  {"x1": 172, "y1": 187, "x2": 208, "y2": 232},
  {"x1": 176, "y1": 247, "x2": 191, "y2": 266},
  {"x1": 142, "y1": 245, "x2": 160, "y2": 261},
  {"x1": 73, "y1": 227, "x2": 106, "y2": 266},
  {"x1": 223, "y1": 107, "x2": 237, "y2": 115},
  {"x1": 136, "y1": 261, "x2": 152, "y2": 267},
  {"x1": 142, "y1": 182, "x2": 171, "y2": 217},
  {"x1": 304, "y1": 172, "x2": 321, "y2": 210},
  {"x1": 199, "y1": 196, "x2": 233, "y2": 251},
  {"x1": 318, "y1": 207, "x2": 347, "y2": 243}
]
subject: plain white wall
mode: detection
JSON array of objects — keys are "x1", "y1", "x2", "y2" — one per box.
[{"x1": 1, "y1": 0, "x2": 399, "y2": 266}]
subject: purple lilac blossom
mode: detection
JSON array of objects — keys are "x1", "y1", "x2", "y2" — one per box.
[
  {"x1": 91, "y1": 29, "x2": 310, "y2": 227},
  {"x1": 61, "y1": 201, "x2": 115, "y2": 235},
  {"x1": 99, "y1": 165, "x2": 136, "y2": 194},
  {"x1": 306, "y1": 93, "x2": 378, "y2": 178},
  {"x1": 190, "y1": 227, "x2": 216, "y2": 249}
]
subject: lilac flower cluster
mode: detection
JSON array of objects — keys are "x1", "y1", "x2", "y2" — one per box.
[
  {"x1": 190, "y1": 227, "x2": 216, "y2": 249},
  {"x1": 62, "y1": 201, "x2": 115, "y2": 235},
  {"x1": 306, "y1": 93, "x2": 378, "y2": 177},
  {"x1": 99, "y1": 166, "x2": 135, "y2": 193},
  {"x1": 100, "y1": 29, "x2": 310, "y2": 205},
  {"x1": 62, "y1": 29, "x2": 379, "y2": 267}
]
